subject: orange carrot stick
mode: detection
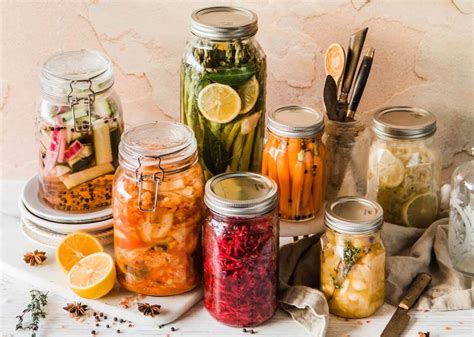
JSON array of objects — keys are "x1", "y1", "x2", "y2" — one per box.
[
  {"x1": 276, "y1": 142, "x2": 291, "y2": 218},
  {"x1": 301, "y1": 149, "x2": 314, "y2": 211},
  {"x1": 267, "y1": 137, "x2": 279, "y2": 186},
  {"x1": 288, "y1": 138, "x2": 302, "y2": 179},
  {"x1": 291, "y1": 150, "x2": 305, "y2": 219},
  {"x1": 261, "y1": 134, "x2": 274, "y2": 176}
]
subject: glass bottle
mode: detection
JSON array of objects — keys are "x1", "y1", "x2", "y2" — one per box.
[
  {"x1": 181, "y1": 7, "x2": 266, "y2": 180},
  {"x1": 113, "y1": 121, "x2": 205, "y2": 296},
  {"x1": 367, "y1": 107, "x2": 440, "y2": 228},
  {"x1": 203, "y1": 172, "x2": 279, "y2": 326},
  {"x1": 38, "y1": 50, "x2": 124, "y2": 211}
]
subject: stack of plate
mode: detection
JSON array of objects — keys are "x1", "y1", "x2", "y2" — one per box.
[{"x1": 19, "y1": 176, "x2": 114, "y2": 248}]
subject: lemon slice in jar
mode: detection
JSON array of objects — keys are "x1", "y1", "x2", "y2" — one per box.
[
  {"x1": 238, "y1": 76, "x2": 259, "y2": 114},
  {"x1": 198, "y1": 83, "x2": 241, "y2": 123},
  {"x1": 378, "y1": 150, "x2": 405, "y2": 188},
  {"x1": 68, "y1": 252, "x2": 116, "y2": 299},
  {"x1": 401, "y1": 192, "x2": 439, "y2": 228}
]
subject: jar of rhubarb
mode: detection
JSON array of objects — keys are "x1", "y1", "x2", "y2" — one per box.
[
  {"x1": 320, "y1": 197, "x2": 385, "y2": 318},
  {"x1": 113, "y1": 122, "x2": 205, "y2": 296},
  {"x1": 367, "y1": 107, "x2": 440, "y2": 228},
  {"x1": 263, "y1": 105, "x2": 326, "y2": 221},
  {"x1": 203, "y1": 172, "x2": 279, "y2": 326},
  {"x1": 181, "y1": 7, "x2": 266, "y2": 179},
  {"x1": 38, "y1": 50, "x2": 124, "y2": 211}
]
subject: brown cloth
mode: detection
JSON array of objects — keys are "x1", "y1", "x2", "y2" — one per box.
[{"x1": 278, "y1": 218, "x2": 473, "y2": 336}]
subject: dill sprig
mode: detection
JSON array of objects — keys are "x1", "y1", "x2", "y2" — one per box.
[{"x1": 15, "y1": 289, "x2": 48, "y2": 337}]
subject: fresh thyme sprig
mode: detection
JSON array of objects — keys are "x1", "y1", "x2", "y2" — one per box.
[{"x1": 15, "y1": 290, "x2": 48, "y2": 337}]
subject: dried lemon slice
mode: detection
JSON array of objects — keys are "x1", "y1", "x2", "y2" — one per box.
[
  {"x1": 238, "y1": 76, "x2": 259, "y2": 114},
  {"x1": 401, "y1": 192, "x2": 438, "y2": 228},
  {"x1": 378, "y1": 150, "x2": 405, "y2": 188},
  {"x1": 197, "y1": 83, "x2": 241, "y2": 123}
]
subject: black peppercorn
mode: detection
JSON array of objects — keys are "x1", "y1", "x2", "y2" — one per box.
[
  {"x1": 96, "y1": 323, "x2": 99, "y2": 327},
  {"x1": 106, "y1": 324, "x2": 110, "y2": 328},
  {"x1": 91, "y1": 330, "x2": 96, "y2": 335},
  {"x1": 116, "y1": 329, "x2": 121, "y2": 334},
  {"x1": 171, "y1": 327, "x2": 177, "y2": 331},
  {"x1": 114, "y1": 317, "x2": 118, "y2": 321}
]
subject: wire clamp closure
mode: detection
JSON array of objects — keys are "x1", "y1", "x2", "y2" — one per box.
[
  {"x1": 67, "y1": 79, "x2": 95, "y2": 133},
  {"x1": 136, "y1": 156, "x2": 165, "y2": 212}
]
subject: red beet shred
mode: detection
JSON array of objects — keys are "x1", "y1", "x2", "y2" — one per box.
[{"x1": 203, "y1": 211, "x2": 278, "y2": 327}]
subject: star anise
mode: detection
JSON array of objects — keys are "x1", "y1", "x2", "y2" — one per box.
[
  {"x1": 63, "y1": 302, "x2": 88, "y2": 317},
  {"x1": 23, "y1": 250, "x2": 47, "y2": 266},
  {"x1": 137, "y1": 302, "x2": 161, "y2": 317}
]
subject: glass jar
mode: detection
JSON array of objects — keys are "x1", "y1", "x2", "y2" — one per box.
[
  {"x1": 448, "y1": 156, "x2": 474, "y2": 277},
  {"x1": 37, "y1": 50, "x2": 124, "y2": 211},
  {"x1": 324, "y1": 119, "x2": 370, "y2": 200},
  {"x1": 263, "y1": 105, "x2": 326, "y2": 221},
  {"x1": 320, "y1": 197, "x2": 385, "y2": 318},
  {"x1": 113, "y1": 122, "x2": 205, "y2": 296},
  {"x1": 181, "y1": 7, "x2": 266, "y2": 180},
  {"x1": 203, "y1": 172, "x2": 279, "y2": 327},
  {"x1": 367, "y1": 107, "x2": 440, "y2": 228}
]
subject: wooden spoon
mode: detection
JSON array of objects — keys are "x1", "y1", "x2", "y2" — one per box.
[{"x1": 324, "y1": 43, "x2": 346, "y2": 89}]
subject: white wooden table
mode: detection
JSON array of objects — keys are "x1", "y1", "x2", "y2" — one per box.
[{"x1": 1, "y1": 180, "x2": 472, "y2": 337}]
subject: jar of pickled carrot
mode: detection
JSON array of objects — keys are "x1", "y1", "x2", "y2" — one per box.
[
  {"x1": 113, "y1": 122, "x2": 205, "y2": 296},
  {"x1": 262, "y1": 105, "x2": 326, "y2": 221}
]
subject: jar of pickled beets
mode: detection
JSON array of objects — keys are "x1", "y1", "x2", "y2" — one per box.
[{"x1": 203, "y1": 172, "x2": 279, "y2": 327}]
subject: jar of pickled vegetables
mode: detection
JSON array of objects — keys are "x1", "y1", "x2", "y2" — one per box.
[
  {"x1": 321, "y1": 196, "x2": 385, "y2": 318},
  {"x1": 38, "y1": 50, "x2": 123, "y2": 211},
  {"x1": 367, "y1": 107, "x2": 440, "y2": 228},
  {"x1": 203, "y1": 172, "x2": 279, "y2": 327},
  {"x1": 263, "y1": 105, "x2": 326, "y2": 221},
  {"x1": 181, "y1": 7, "x2": 266, "y2": 180},
  {"x1": 113, "y1": 122, "x2": 205, "y2": 296}
]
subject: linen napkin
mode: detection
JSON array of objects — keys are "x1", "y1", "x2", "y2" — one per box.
[{"x1": 278, "y1": 218, "x2": 473, "y2": 336}]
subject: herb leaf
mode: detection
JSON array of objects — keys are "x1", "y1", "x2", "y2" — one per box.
[{"x1": 16, "y1": 290, "x2": 48, "y2": 337}]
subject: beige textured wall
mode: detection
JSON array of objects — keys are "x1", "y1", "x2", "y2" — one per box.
[{"x1": 0, "y1": 0, "x2": 472, "y2": 181}]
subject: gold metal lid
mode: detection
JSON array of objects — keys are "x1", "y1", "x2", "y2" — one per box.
[{"x1": 267, "y1": 105, "x2": 324, "y2": 138}]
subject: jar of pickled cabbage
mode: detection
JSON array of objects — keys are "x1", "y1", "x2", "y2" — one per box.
[
  {"x1": 203, "y1": 172, "x2": 279, "y2": 327},
  {"x1": 367, "y1": 107, "x2": 440, "y2": 228},
  {"x1": 38, "y1": 50, "x2": 124, "y2": 211},
  {"x1": 181, "y1": 7, "x2": 266, "y2": 180},
  {"x1": 113, "y1": 122, "x2": 205, "y2": 296},
  {"x1": 263, "y1": 105, "x2": 326, "y2": 221},
  {"x1": 320, "y1": 196, "x2": 385, "y2": 318}
]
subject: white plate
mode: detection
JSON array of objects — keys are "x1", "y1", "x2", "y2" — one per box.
[
  {"x1": 21, "y1": 217, "x2": 114, "y2": 248},
  {"x1": 19, "y1": 199, "x2": 113, "y2": 234},
  {"x1": 21, "y1": 175, "x2": 112, "y2": 223}
]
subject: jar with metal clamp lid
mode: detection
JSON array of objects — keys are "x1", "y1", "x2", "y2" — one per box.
[
  {"x1": 37, "y1": 50, "x2": 123, "y2": 211},
  {"x1": 113, "y1": 121, "x2": 205, "y2": 296}
]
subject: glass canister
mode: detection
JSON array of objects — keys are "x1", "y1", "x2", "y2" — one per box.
[
  {"x1": 263, "y1": 105, "x2": 326, "y2": 221},
  {"x1": 181, "y1": 7, "x2": 266, "y2": 180},
  {"x1": 38, "y1": 50, "x2": 124, "y2": 211},
  {"x1": 113, "y1": 122, "x2": 205, "y2": 296},
  {"x1": 320, "y1": 196, "x2": 385, "y2": 318},
  {"x1": 448, "y1": 155, "x2": 474, "y2": 277},
  {"x1": 367, "y1": 107, "x2": 440, "y2": 228},
  {"x1": 203, "y1": 172, "x2": 279, "y2": 327}
]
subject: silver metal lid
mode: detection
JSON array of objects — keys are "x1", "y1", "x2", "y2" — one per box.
[
  {"x1": 267, "y1": 105, "x2": 325, "y2": 138},
  {"x1": 191, "y1": 7, "x2": 258, "y2": 40},
  {"x1": 205, "y1": 172, "x2": 278, "y2": 217},
  {"x1": 325, "y1": 196, "x2": 384, "y2": 234},
  {"x1": 372, "y1": 106, "x2": 437, "y2": 140}
]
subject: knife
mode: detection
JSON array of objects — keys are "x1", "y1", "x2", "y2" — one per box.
[
  {"x1": 323, "y1": 75, "x2": 338, "y2": 121},
  {"x1": 381, "y1": 273, "x2": 432, "y2": 337},
  {"x1": 345, "y1": 48, "x2": 375, "y2": 121},
  {"x1": 339, "y1": 27, "x2": 368, "y2": 104}
]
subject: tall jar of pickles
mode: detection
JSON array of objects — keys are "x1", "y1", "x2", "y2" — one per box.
[
  {"x1": 367, "y1": 107, "x2": 440, "y2": 228},
  {"x1": 113, "y1": 122, "x2": 205, "y2": 296},
  {"x1": 38, "y1": 50, "x2": 123, "y2": 211},
  {"x1": 181, "y1": 7, "x2": 266, "y2": 180},
  {"x1": 263, "y1": 105, "x2": 326, "y2": 221},
  {"x1": 321, "y1": 197, "x2": 385, "y2": 318}
]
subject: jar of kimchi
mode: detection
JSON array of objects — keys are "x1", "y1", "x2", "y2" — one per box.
[
  {"x1": 320, "y1": 196, "x2": 385, "y2": 318},
  {"x1": 203, "y1": 172, "x2": 279, "y2": 327},
  {"x1": 38, "y1": 50, "x2": 123, "y2": 211},
  {"x1": 263, "y1": 105, "x2": 326, "y2": 221},
  {"x1": 113, "y1": 122, "x2": 205, "y2": 296}
]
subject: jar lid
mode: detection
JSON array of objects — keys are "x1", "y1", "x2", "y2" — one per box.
[
  {"x1": 325, "y1": 196, "x2": 384, "y2": 234},
  {"x1": 119, "y1": 121, "x2": 197, "y2": 173},
  {"x1": 372, "y1": 106, "x2": 437, "y2": 140},
  {"x1": 204, "y1": 172, "x2": 278, "y2": 217},
  {"x1": 40, "y1": 50, "x2": 114, "y2": 97},
  {"x1": 267, "y1": 105, "x2": 325, "y2": 138},
  {"x1": 191, "y1": 7, "x2": 258, "y2": 40}
]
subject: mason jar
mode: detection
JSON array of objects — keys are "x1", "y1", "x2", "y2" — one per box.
[
  {"x1": 38, "y1": 50, "x2": 124, "y2": 211},
  {"x1": 367, "y1": 107, "x2": 440, "y2": 228},
  {"x1": 181, "y1": 7, "x2": 267, "y2": 180},
  {"x1": 203, "y1": 172, "x2": 279, "y2": 327},
  {"x1": 320, "y1": 197, "x2": 385, "y2": 318},
  {"x1": 263, "y1": 105, "x2": 326, "y2": 221},
  {"x1": 448, "y1": 155, "x2": 474, "y2": 277},
  {"x1": 113, "y1": 122, "x2": 205, "y2": 296}
]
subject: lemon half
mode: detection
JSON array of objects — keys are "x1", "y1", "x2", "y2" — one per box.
[
  {"x1": 378, "y1": 150, "x2": 405, "y2": 188},
  {"x1": 238, "y1": 76, "x2": 259, "y2": 114},
  {"x1": 401, "y1": 192, "x2": 438, "y2": 228},
  {"x1": 198, "y1": 83, "x2": 241, "y2": 123}
]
